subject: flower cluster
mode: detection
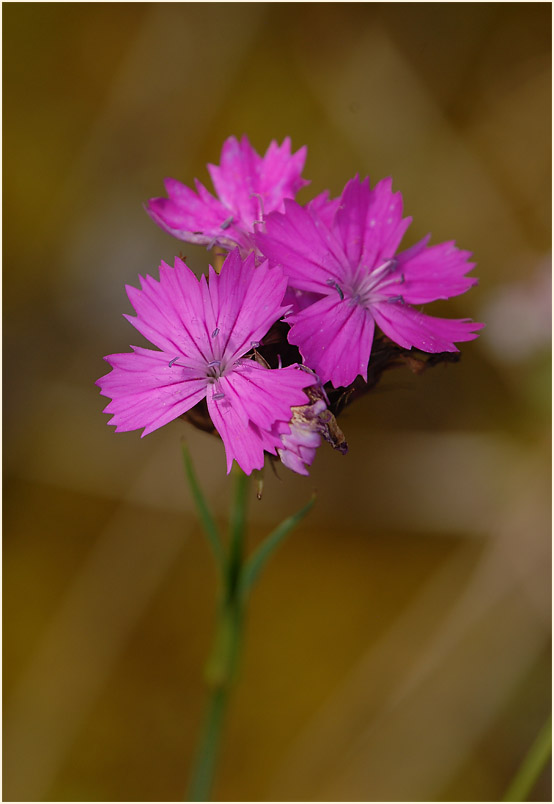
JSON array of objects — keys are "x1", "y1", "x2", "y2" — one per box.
[{"x1": 97, "y1": 136, "x2": 483, "y2": 475}]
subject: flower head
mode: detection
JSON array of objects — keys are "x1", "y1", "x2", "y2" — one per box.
[
  {"x1": 257, "y1": 175, "x2": 484, "y2": 388},
  {"x1": 96, "y1": 250, "x2": 315, "y2": 474},
  {"x1": 146, "y1": 135, "x2": 308, "y2": 255}
]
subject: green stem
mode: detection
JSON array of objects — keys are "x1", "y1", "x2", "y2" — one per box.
[
  {"x1": 503, "y1": 715, "x2": 552, "y2": 802},
  {"x1": 181, "y1": 442, "x2": 225, "y2": 572},
  {"x1": 186, "y1": 686, "x2": 228, "y2": 803},
  {"x1": 227, "y1": 469, "x2": 250, "y2": 597},
  {"x1": 186, "y1": 469, "x2": 250, "y2": 801}
]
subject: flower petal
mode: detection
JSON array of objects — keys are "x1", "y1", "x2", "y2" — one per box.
[
  {"x1": 336, "y1": 176, "x2": 411, "y2": 273},
  {"x1": 212, "y1": 251, "x2": 289, "y2": 363},
  {"x1": 96, "y1": 346, "x2": 207, "y2": 436},
  {"x1": 146, "y1": 177, "x2": 243, "y2": 249},
  {"x1": 254, "y1": 137, "x2": 309, "y2": 213},
  {"x1": 371, "y1": 301, "x2": 485, "y2": 352},
  {"x1": 282, "y1": 286, "x2": 324, "y2": 316},
  {"x1": 396, "y1": 239, "x2": 479, "y2": 304},
  {"x1": 257, "y1": 199, "x2": 349, "y2": 294},
  {"x1": 307, "y1": 190, "x2": 340, "y2": 229},
  {"x1": 288, "y1": 295, "x2": 375, "y2": 387},
  {"x1": 124, "y1": 258, "x2": 213, "y2": 365},
  {"x1": 217, "y1": 362, "x2": 313, "y2": 431},
  {"x1": 206, "y1": 392, "x2": 282, "y2": 475},
  {"x1": 208, "y1": 136, "x2": 308, "y2": 229}
]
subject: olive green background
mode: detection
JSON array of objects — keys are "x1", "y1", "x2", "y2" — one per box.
[{"x1": 4, "y1": 3, "x2": 551, "y2": 801}]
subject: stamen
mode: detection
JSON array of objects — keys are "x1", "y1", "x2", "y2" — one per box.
[
  {"x1": 299, "y1": 365, "x2": 320, "y2": 383},
  {"x1": 277, "y1": 354, "x2": 282, "y2": 369},
  {"x1": 381, "y1": 258, "x2": 398, "y2": 273},
  {"x1": 207, "y1": 360, "x2": 221, "y2": 368},
  {"x1": 211, "y1": 328, "x2": 220, "y2": 338},
  {"x1": 250, "y1": 192, "x2": 265, "y2": 219},
  {"x1": 207, "y1": 237, "x2": 217, "y2": 250},
  {"x1": 220, "y1": 216, "x2": 234, "y2": 230},
  {"x1": 387, "y1": 294, "x2": 405, "y2": 304},
  {"x1": 251, "y1": 341, "x2": 260, "y2": 348},
  {"x1": 168, "y1": 356, "x2": 180, "y2": 367},
  {"x1": 325, "y1": 279, "x2": 344, "y2": 301}
]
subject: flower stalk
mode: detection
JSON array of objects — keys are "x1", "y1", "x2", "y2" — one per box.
[
  {"x1": 182, "y1": 447, "x2": 315, "y2": 801},
  {"x1": 187, "y1": 469, "x2": 249, "y2": 802}
]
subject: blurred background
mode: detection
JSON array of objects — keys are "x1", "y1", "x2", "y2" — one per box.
[{"x1": 3, "y1": 3, "x2": 551, "y2": 801}]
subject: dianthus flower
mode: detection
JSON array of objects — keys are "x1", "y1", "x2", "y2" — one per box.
[
  {"x1": 146, "y1": 136, "x2": 308, "y2": 255},
  {"x1": 257, "y1": 176, "x2": 484, "y2": 388},
  {"x1": 96, "y1": 250, "x2": 316, "y2": 475}
]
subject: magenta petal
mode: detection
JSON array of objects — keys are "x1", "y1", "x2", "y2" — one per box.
[
  {"x1": 208, "y1": 136, "x2": 260, "y2": 229},
  {"x1": 96, "y1": 347, "x2": 207, "y2": 436},
  {"x1": 125, "y1": 258, "x2": 215, "y2": 363},
  {"x1": 307, "y1": 190, "x2": 340, "y2": 229},
  {"x1": 146, "y1": 178, "x2": 231, "y2": 247},
  {"x1": 208, "y1": 136, "x2": 308, "y2": 229},
  {"x1": 282, "y1": 286, "x2": 324, "y2": 315},
  {"x1": 288, "y1": 295, "x2": 375, "y2": 387},
  {"x1": 397, "y1": 240, "x2": 478, "y2": 304},
  {"x1": 218, "y1": 362, "x2": 312, "y2": 431},
  {"x1": 335, "y1": 176, "x2": 411, "y2": 271},
  {"x1": 206, "y1": 392, "x2": 282, "y2": 474},
  {"x1": 256, "y1": 138, "x2": 309, "y2": 212},
  {"x1": 212, "y1": 251, "x2": 289, "y2": 362},
  {"x1": 257, "y1": 199, "x2": 349, "y2": 294},
  {"x1": 372, "y1": 301, "x2": 485, "y2": 352}
]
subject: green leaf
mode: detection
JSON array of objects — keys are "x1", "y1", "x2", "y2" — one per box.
[
  {"x1": 240, "y1": 494, "x2": 315, "y2": 598},
  {"x1": 181, "y1": 441, "x2": 225, "y2": 570}
]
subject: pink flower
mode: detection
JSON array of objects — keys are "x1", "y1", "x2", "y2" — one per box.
[
  {"x1": 96, "y1": 250, "x2": 315, "y2": 475},
  {"x1": 257, "y1": 176, "x2": 484, "y2": 388},
  {"x1": 146, "y1": 135, "x2": 308, "y2": 255}
]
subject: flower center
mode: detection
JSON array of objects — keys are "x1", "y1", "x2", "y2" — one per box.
[
  {"x1": 206, "y1": 359, "x2": 225, "y2": 381},
  {"x1": 338, "y1": 258, "x2": 405, "y2": 308}
]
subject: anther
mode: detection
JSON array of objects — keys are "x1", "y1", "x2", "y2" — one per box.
[
  {"x1": 212, "y1": 391, "x2": 225, "y2": 401},
  {"x1": 168, "y1": 356, "x2": 180, "y2": 367},
  {"x1": 325, "y1": 279, "x2": 344, "y2": 301},
  {"x1": 211, "y1": 328, "x2": 220, "y2": 338},
  {"x1": 387, "y1": 294, "x2": 405, "y2": 304},
  {"x1": 220, "y1": 216, "x2": 234, "y2": 230},
  {"x1": 207, "y1": 237, "x2": 217, "y2": 250},
  {"x1": 207, "y1": 360, "x2": 221, "y2": 368},
  {"x1": 251, "y1": 341, "x2": 260, "y2": 348}
]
